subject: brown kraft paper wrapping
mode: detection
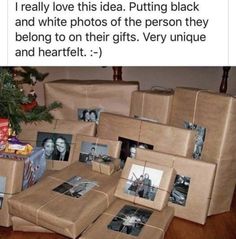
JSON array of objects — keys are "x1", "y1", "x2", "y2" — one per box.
[
  {"x1": 97, "y1": 112, "x2": 195, "y2": 158},
  {"x1": 169, "y1": 87, "x2": 236, "y2": 215},
  {"x1": 92, "y1": 158, "x2": 121, "y2": 176},
  {"x1": 44, "y1": 80, "x2": 139, "y2": 120},
  {"x1": 80, "y1": 199, "x2": 174, "y2": 239},
  {"x1": 12, "y1": 216, "x2": 53, "y2": 233},
  {"x1": 115, "y1": 158, "x2": 176, "y2": 211},
  {"x1": 8, "y1": 162, "x2": 121, "y2": 238},
  {"x1": 0, "y1": 158, "x2": 24, "y2": 227},
  {"x1": 73, "y1": 135, "x2": 122, "y2": 162},
  {"x1": 136, "y1": 148, "x2": 216, "y2": 224},
  {"x1": 130, "y1": 89, "x2": 174, "y2": 124}
]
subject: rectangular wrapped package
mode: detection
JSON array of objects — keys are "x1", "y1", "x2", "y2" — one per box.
[
  {"x1": 8, "y1": 162, "x2": 121, "y2": 239},
  {"x1": 80, "y1": 199, "x2": 174, "y2": 239},
  {"x1": 74, "y1": 135, "x2": 121, "y2": 164},
  {"x1": 97, "y1": 112, "x2": 195, "y2": 165},
  {"x1": 169, "y1": 87, "x2": 236, "y2": 215},
  {"x1": 12, "y1": 216, "x2": 53, "y2": 233},
  {"x1": 130, "y1": 89, "x2": 174, "y2": 124},
  {"x1": 44, "y1": 80, "x2": 139, "y2": 120},
  {"x1": 19, "y1": 120, "x2": 96, "y2": 171},
  {"x1": 115, "y1": 158, "x2": 176, "y2": 211},
  {"x1": 136, "y1": 148, "x2": 216, "y2": 224},
  {"x1": 0, "y1": 158, "x2": 24, "y2": 226}
]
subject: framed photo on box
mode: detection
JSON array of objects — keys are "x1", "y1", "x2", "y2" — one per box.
[
  {"x1": 36, "y1": 131, "x2": 76, "y2": 170},
  {"x1": 78, "y1": 108, "x2": 103, "y2": 124},
  {"x1": 115, "y1": 158, "x2": 176, "y2": 210}
]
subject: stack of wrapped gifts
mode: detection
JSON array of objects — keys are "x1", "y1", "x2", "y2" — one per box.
[{"x1": 0, "y1": 80, "x2": 235, "y2": 238}]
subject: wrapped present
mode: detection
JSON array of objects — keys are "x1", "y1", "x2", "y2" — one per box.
[
  {"x1": 44, "y1": 80, "x2": 139, "y2": 120},
  {"x1": 136, "y1": 148, "x2": 216, "y2": 224},
  {"x1": 169, "y1": 87, "x2": 236, "y2": 215},
  {"x1": 0, "y1": 158, "x2": 24, "y2": 226},
  {"x1": 73, "y1": 135, "x2": 121, "y2": 165},
  {"x1": 8, "y1": 162, "x2": 121, "y2": 238},
  {"x1": 12, "y1": 216, "x2": 53, "y2": 233},
  {"x1": 80, "y1": 199, "x2": 174, "y2": 239},
  {"x1": 115, "y1": 158, "x2": 176, "y2": 211},
  {"x1": 92, "y1": 157, "x2": 121, "y2": 175},
  {"x1": 18, "y1": 120, "x2": 96, "y2": 171},
  {"x1": 130, "y1": 89, "x2": 174, "y2": 124},
  {"x1": 97, "y1": 112, "x2": 195, "y2": 165},
  {"x1": 0, "y1": 118, "x2": 9, "y2": 151}
]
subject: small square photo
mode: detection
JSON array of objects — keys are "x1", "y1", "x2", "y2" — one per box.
[
  {"x1": 53, "y1": 176, "x2": 98, "y2": 198},
  {"x1": 37, "y1": 132, "x2": 72, "y2": 161},
  {"x1": 118, "y1": 137, "x2": 153, "y2": 166},
  {"x1": 79, "y1": 141, "x2": 108, "y2": 164},
  {"x1": 78, "y1": 108, "x2": 102, "y2": 124},
  {"x1": 124, "y1": 164, "x2": 163, "y2": 201},
  {"x1": 107, "y1": 205, "x2": 152, "y2": 236},
  {"x1": 169, "y1": 175, "x2": 191, "y2": 206}
]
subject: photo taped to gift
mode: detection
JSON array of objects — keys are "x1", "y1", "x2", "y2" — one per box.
[
  {"x1": 107, "y1": 204, "x2": 152, "y2": 236},
  {"x1": 169, "y1": 175, "x2": 191, "y2": 206},
  {"x1": 184, "y1": 121, "x2": 206, "y2": 160},
  {"x1": 78, "y1": 108, "x2": 102, "y2": 124},
  {"x1": 0, "y1": 176, "x2": 6, "y2": 209},
  {"x1": 118, "y1": 137, "x2": 153, "y2": 167},
  {"x1": 53, "y1": 176, "x2": 98, "y2": 198},
  {"x1": 36, "y1": 132, "x2": 72, "y2": 161},
  {"x1": 124, "y1": 164, "x2": 163, "y2": 201},
  {"x1": 79, "y1": 141, "x2": 108, "y2": 164}
]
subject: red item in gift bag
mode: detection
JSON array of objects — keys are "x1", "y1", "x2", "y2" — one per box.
[{"x1": 0, "y1": 118, "x2": 9, "y2": 150}]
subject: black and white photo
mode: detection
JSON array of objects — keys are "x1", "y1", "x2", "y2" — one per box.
[
  {"x1": 169, "y1": 175, "x2": 191, "y2": 206},
  {"x1": 118, "y1": 137, "x2": 153, "y2": 166},
  {"x1": 79, "y1": 141, "x2": 108, "y2": 164},
  {"x1": 107, "y1": 205, "x2": 152, "y2": 236},
  {"x1": 184, "y1": 121, "x2": 206, "y2": 159},
  {"x1": 0, "y1": 176, "x2": 6, "y2": 209},
  {"x1": 37, "y1": 132, "x2": 72, "y2": 161},
  {"x1": 124, "y1": 164, "x2": 163, "y2": 201},
  {"x1": 53, "y1": 176, "x2": 98, "y2": 198},
  {"x1": 78, "y1": 108, "x2": 102, "y2": 124}
]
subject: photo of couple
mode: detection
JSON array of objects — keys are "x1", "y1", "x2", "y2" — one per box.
[
  {"x1": 37, "y1": 132, "x2": 72, "y2": 161},
  {"x1": 124, "y1": 164, "x2": 164, "y2": 201},
  {"x1": 78, "y1": 108, "x2": 102, "y2": 124}
]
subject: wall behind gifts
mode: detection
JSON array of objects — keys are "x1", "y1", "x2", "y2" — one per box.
[{"x1": 27, "y1": 67, "x2": 236, "y2": 105}]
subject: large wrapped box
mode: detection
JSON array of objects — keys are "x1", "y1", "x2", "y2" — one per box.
[
  {"x1": 8, "y1": 162, "x2": 121, "y2": 238},
  {"x1": 169, "y1": 87, "x2": 236, "y2": 215},
  {"x1": 12, "y1": 216, "x2": 53, "y2": 233},
  {"x1": 130, "y1": 89, "x2": 174, "y2": 124},
  {"x1": 97, "y1": 112, "x2": 195, "y2": 165},
  {"x1": 44, "y1": 80, "x2": 139, "y2": 120},
  {"x1": 74, "y1": 135, "x2": 121, "y2": 164},
  {"x1": 0, "y1": 158, "x2": 24, "y2": 226},
  {"x1": 136, "y1": 148, "x2": 216, "y2": 224},
  {"x1": 19, "y1": 120, "x2": 96, "y2": 170},
  {"x1": 80, "y1": 199, "x2": 174, "y2": 239},
  {"x1": 115, "y1": 158, "x2": 176, "y2": 211}
]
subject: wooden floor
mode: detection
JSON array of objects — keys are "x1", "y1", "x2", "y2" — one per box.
[{"x1": 1, "y1": 189, "x2": 236, "y2": 239}]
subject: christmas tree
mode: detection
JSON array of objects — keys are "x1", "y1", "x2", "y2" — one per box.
[{"x1": 0, "y1": 68, "x2": 61, "y2": 134}]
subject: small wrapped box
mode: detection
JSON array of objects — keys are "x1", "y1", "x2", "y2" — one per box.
[
  {"x1": 44, "y1": 80, "x2": 139, "y2": 120},
  {"x1": 8, "y1": 162, "x2": 121, "y2": 238},
  {"x1": 0, "y1": 158, "x2": 24, "y2": 226},
  {"x1": 136, "y1": 148, "x2": 216, "y2": 224},
  {"x1": 92, "y1": 157, "x2": 121, "y2": 175},
  {"x1": 115, "y1": 158, "x2": 176, "y2": 211},
  {"x1": 74, "y1": 135, "x2": 121, "y2": 165},
  {"x1": 130, "y1": 89, "x2": 174, "y2": 124},
  {"x1": 80, "y1": 199, "x2": 174, "y2": 239},
  {"x1": 170, "y1": 87, "x2": 236, "y2": 215},
  {"x1": 97, "y1": 112, "x2": 195, "y2": 165}
]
